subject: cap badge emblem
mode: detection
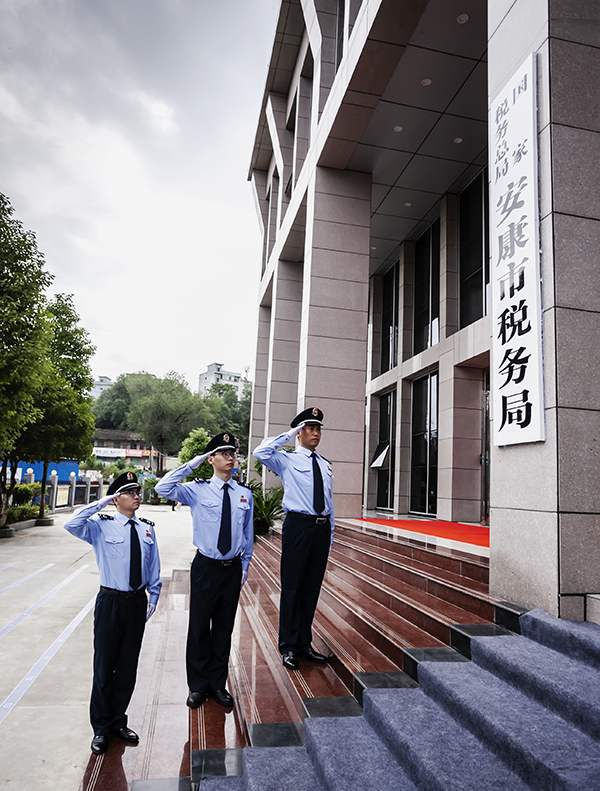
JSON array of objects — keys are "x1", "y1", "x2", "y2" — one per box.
[
  {"x1": 224, "y1": 433, "x2": 229, "y2": 442},
  {"x1": 312, "y1": 408, "x2": 318, "y2": 416},
  {"x1": 127, "y1": 472, "x2": 133, "y2": 480}
]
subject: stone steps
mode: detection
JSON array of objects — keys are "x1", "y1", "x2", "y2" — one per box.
[{"x1": 186, "y1": 608, "x2": 600, "y2": 791}]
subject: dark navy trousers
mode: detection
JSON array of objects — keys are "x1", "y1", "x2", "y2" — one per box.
[
  {"x1": 91, "y1": 590, "x2": 146, "y2": 736},
  {"x1": 278, "y1": 513, "x2": 330, "y2": 654},
  {"x1": 186, "y1": 553, "x2": 242, "y2": 694}
]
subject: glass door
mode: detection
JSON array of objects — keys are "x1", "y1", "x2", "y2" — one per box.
[
  {"x1": 372, "y1": 390, "x2": 396, "y2": 510},
  {"x1": 410, "y1": 372, "x2": 438, "y2": 515}
]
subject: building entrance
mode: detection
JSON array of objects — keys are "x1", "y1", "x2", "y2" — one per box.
[
  {"x1": 410, "y1": 372, "x2": 438, "y2": 515},
  {"x1": 373, "y1": 390, "x2": 396, "y2": 510}
]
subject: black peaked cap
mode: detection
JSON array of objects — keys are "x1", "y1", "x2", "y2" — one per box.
[
  {"x1": 107, "y1": 471, "x2": 139, "y2": 496},
  {"x1": 290, "y1": 406, "x2": 324, "y2": 428},
  {"x1": 205, "y1": 432, "x2": 237, "y2": 454}
]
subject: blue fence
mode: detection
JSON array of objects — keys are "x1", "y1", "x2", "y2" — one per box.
[{"x1": 16, "y1": 460, "x2": 79, "y2": 484}]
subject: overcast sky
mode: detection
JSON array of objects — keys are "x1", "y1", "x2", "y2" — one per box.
[{"x1": 0, "y1": 0, "x2": 279, "y2": 391}]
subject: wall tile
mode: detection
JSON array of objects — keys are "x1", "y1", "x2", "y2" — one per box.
[
  {"x1": 305, "y1": 336, "x2": 368, "y2": 370},
  {"x1": 490, "y1": 411, "x2": 558, "y2": 511},
  {"x1": 489, "y1": 507, "x2": 559, "y2": 613},
  {"x1": 560, "y1": 513, "x2": 600, "y2": 593},
  {"x1": 550, "y1": 0, "x2": 600, "y2": 48},
  {"x1": 310, "y1": 276, "x2": 369, "y2": 311},
  {"x1": 306, "y1": 304, "x2": 368, "y2": 341},
  {"x1": 310, "y1": 248, "x2": 370, "y2": 282},
  {"x1": 558, "y1": 407, "x2": 600, "y2": 512},
  {"x1": 553, "y1": 213, "x2": 600, "y2": 312},
  {"x1": 555, "y1": 307, "x2": 600, "y2": 410},
  {"x1": 312, "y1": 219, "x2": 370, "y2": 255},
  {"x1": 552, "y1": 124, "x2": 600, "y2": 220},
  {"x1": 550, "y1": 38, "x2": 600, "y2": 132}
]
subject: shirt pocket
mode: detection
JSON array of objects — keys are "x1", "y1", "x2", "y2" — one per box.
[
  {"x1": 236, "y1": 500, "x2": 250, "y2": 522},
  {"x1": 142, "y1": 533, "x2": 154, "y2": 551},
  {"x1": 293, "y1": 465, "x2": 312, "y2": 487},
  {"x1": 200, "y1": 501, "x2": 220, "y2": 522},
  {"x1": 104, "y1": 535, "x2": 124, "y2": 559}
]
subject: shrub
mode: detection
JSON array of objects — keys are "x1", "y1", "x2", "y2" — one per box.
[
  {"x1": 11, "y1": 483, "x2": 42, "y2": 506},
  {"x1": 248, "y1": 482, "x2": 285, "y2": 537},
  {"x1": 6, "y1": 505, "x2": 39, "y2": 525}
]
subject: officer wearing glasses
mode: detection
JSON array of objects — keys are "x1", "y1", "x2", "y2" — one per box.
[
  {"x1": 253, "y1": 407, "x2": 334, "y2": 671},
  {"x1": 64, "y1": 471, "x2": 161, "y2": 755},
  {"x1": 155, "y1": 432, "x2": 253, "y2": 709}
]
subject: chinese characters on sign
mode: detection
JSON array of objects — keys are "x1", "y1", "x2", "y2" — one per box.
[{"x1": 490, "y1": 54, "x2": 545, "y2": 446}]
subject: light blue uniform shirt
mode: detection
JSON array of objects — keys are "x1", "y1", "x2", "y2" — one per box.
[
  {"x1": 155, "y1": 469, "x2": 254, "y2": 572},
  {"x1": 64, "y1": 502, "x2": 162, "y2": 605},
  {"x1": 253, "y1": 433, "x2": 335, "y2": 544}
]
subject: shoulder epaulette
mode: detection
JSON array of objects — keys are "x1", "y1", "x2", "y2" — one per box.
[
  {"x1": 320, "y1": 455, "x2": 331, "y2": 463},
  {"x1": 140, "y1": 517, "x2": 155, "y2": 527},
  {"x1": 194, "y1": 478, "x2": 209, "y2": 483},
  {"x1": 99, "y1": 513, "x2": 114, "y2": 520},
  {"x1": 237, "y1": 481, "x2": 252, "y2": 490}
]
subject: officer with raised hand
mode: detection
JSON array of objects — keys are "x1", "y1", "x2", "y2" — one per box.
[
  {"x1": 155, "y1": 432, "x2": 253, "y2": 709},
  {"x1": 64, "y1": 471, "x2": 161, "y2": 755},
  {"x1": 253, "y1": 407, "x2": 334, "y2": 671}
]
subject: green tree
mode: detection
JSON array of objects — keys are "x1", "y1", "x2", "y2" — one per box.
[
  {"x1": 178, "y1": 427, "x2": 212, "y2": 480},
  {"x1": 127, "y1": 372, "x2": 208, "y2": 459},
  {"x1": 0, "y1": 194, "x2": 54, "y2": 524},
  {"x1": 93, "y1": 372, "x2": 156, "y2": 429},
  {"x1": 202, "y1": 381, "x2": 252, "y2": 454},
  {"x1": 6, "y1": 294, "x2": 96, "y2": 522}
]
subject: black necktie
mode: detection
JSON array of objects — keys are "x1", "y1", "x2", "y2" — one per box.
[
  {"x1": 312, "y1": 453, "x2": 325, "y2": 515},
  {"x1": 129, "y1": 519, "x2": 142, "y2": 591},
  {"x1": 218, "y1": 483, "x2": 232, "y2": 556}
]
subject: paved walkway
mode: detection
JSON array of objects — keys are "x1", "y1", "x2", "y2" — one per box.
[{"x1": 0, "y1": 504, "x2": 196, "y2": 791}]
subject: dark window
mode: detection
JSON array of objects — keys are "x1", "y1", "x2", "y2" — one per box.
[
  {"x1": 373, "y1": 390, "x2": 396, "y2": 509},
  {"x1": 410, "y1": 372, "x2": 438, "y2": 515},
  {"x1": 335, "y1": 0, "x2": 345, "y2": 72},
  {"x1": 459, "y1": 170, "x2": 489, "y2": 328},
  {"x1": 413, "y1": 220, "x2": 440, "y2": 355},
  {"x1": 381, "y1": 263, "x2": 398, "y2": 373}
]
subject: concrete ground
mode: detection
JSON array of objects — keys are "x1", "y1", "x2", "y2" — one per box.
[{"x1": 0, "y1": 503, "x2": 196, "y2": 791}]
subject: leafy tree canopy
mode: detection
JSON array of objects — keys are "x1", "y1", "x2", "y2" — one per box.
[
  {"x1": 179, "y1": 427, "x2": 212, "y2": 480},
  {"x1": 0, "y1": 193, "x2": 53, "y2": 454},
  {"x1": 93, "y1": 373, "x2": 252, "y2": 459},
  {"x1": 127, "y1": 371, "x2": 209, "y2": 456},
  {"x1": 93, "y1": 372, "x2": 157, "y2": 429}
]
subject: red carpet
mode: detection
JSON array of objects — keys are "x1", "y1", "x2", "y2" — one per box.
[{"x1": 362, "y1": 518, "x2": 490, "y2": 548}]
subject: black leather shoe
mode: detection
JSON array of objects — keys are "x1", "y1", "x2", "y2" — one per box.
[
  {"x1": 282, "y1": 650, "x2": 299, "y2": 670},
  {"x1": 91, "y1": 735, "x2": 108, "y2": 754},
  {"x1": 299, "y1": 646, "x2": 328, "y2": 663},
  {"x1": 186, "y1": 691, "x2": 206, "y2": 708},
  {"x1": 211, "y1": 688, "x2": 234, "y2": 707},
  {"x1": 112, "y1": 727, "x2": 139, "y2": 744}
]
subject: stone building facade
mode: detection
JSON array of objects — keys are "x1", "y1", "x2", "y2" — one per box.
[{"x1": 248, "y1": 0, "x2": 600, "y2": 620}]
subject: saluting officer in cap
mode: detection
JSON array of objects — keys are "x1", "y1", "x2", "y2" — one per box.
[
  {"x1": 155, "y1": 432, "x2": 253, "y2": 709},
  {"x1": 64, "y1": 471, "x2": 161, "y2": 755},
  {"x1": 253, "y1": 407, "x2": 334, "y2": 670}
]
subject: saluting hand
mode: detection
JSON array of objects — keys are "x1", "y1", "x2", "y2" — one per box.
[
  {"x1": 188, "y1": 451, "x2": 212, "y2": 470},
  {"x1": 97, "y1": 493, "x2": 117, "y2": 509},
  {"x1": 287, "y1": 422, "x2": 305, "y2": 441}
]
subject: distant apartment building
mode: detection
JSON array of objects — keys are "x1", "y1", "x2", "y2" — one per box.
[
  {"x1": 198, "y1": 362, "x2": 249, "y2": 396},
  {"x1": 91, "y1": 376, "x2": 113, "y2": 400}
]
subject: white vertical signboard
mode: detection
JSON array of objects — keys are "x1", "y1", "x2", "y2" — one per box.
[{"x1": 490, "y1": 54, "x2": 545, "y2": 446}]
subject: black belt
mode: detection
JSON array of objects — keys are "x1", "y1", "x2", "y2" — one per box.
[
  {"x1": 287, "y1": 512, "x2": 330, "y2": 525},
  {"x1": 196, "y1": 550, "x2": 241, "y2": 567},
  {"x1": 100, "y1": 586, "x2": 146, "y2": 598}
]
